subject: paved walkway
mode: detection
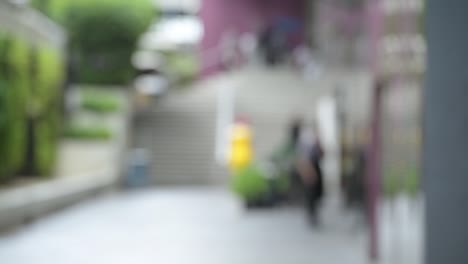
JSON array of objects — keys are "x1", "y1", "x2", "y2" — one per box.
[
  {"x1": 0, "y1": 187, "x2": 368, "y2": 264},
  {"x1": 0, "y1": 67, "x2": 422, "y2": 264},
  {"x1": 0, "y1": 88, "x2": 130, "y2": 229}
]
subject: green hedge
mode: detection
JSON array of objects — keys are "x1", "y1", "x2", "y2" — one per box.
[
  {"x1": 0, "y1": 33, "x2": 10, "y2": 179},
  {"x1": 81, "y1": 89, "x2": 121, "y2": 113},
  {"x1": 0, "y1": 34, "x2": 29, "y2": 180},
  {"x1": 32, "y1": 0, "x2": 155, "y2": 85},
  {"x1": 33, "y1": 46, "x2": 64, "y2": 175},
  {"x1": 0, "y1": 32, "x2": 65, "y2": 180},
  {"x1": 63, "y1": 125, "x2": 113, "y2": 141}
]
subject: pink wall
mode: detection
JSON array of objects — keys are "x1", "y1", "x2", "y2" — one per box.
[{"x1": 199, "y1": 0, "x2": 306, "y2": 76}]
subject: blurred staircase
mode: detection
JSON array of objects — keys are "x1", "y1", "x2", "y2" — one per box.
[
  {"x1": 132, "y1": 67, "x2": 330, "y2": 186},
  {"x1": 133, "y1": 81, "x2": 220, "y2": 185}
]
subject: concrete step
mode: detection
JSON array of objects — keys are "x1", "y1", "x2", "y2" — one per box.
[{"x1": 133, "y1": 82, "x2": 218, "y2": 186}]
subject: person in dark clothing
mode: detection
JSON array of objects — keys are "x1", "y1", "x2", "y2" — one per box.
[
  {"x1": 259, "y1": 25, "x2": 285, "y2": 66},
  {"x1": 290, "y1": 118, "x2": 302, "y2": 146},
  {"x1": 259, "y1": 26, "x2": 273, "y2": 65},
  {"x1": 298, "y1": 126, "x2": 324, "y2": 226}
]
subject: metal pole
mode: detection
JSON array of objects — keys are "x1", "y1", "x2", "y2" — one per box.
[
  {"x1": 425, "y1": 1, "x2": 468, "y2": 263},
  {"x1": 366, "y1": 0, "x2": 384, "y2": 260},
  {"x1": 367, "y1": 81, "x2": 383, "y2": 261}
]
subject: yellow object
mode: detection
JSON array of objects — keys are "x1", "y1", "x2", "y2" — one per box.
[{"x1": 228, "y1": 123, "x2": 253, "y2": 172}]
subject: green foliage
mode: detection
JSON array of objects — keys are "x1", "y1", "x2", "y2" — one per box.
[
  {"x1": 0, "y1": 85, "x2": 8, "y2": 179},
  {"x1": 165, "y1": 52, "x2": 199, "y2": 85},
  {"x1": 32, "y1": 46, "x2": 64, "y2": 176},
  {"x1": 4, "y1": 36, "x2": 29, "y2": 176},
  {"x1": 270, "y1": 140, "x2": 296, "y2": 172},
  {"x1": 231, "y1": 164, "x2": 269, "y2": 201},
  {"x1": 35, "y1": 118, "x2": 57, "y2": 175},
  {"x1": 268, "y1": 140, "x2": 295, "y2": 195},
  {"x1": 0, "y1": 31, "x2": 65, "y2": 180},
  {"x1": 65, "y1": 1, "x2": 153, "y2": 48},
  {"x1": 75, "y1": 50, "x2": 135, "y2": 85},
  {"x1": 383, "y1": 172, "x2": 400, "y2": 198},
  {"x1": 32, "y1": 0, "x2": 155, "y2": 84},
  {"x1": 67, "y1": 0, "x2": 154, "y2": 84},
  {"x1": 36, "y1": 47, "x2": 63, "y2": 101},
  {"x1": 81, "y1": 90, "x2": 121, "y2": 113},
  {"x1": 271, "y1": 173, "x2": 290, "y2": 195},
  {"x1": 0, "y1": 34, "x2": 9, "y2": 179},
  {"x1": 383, "y1": 166, "x2": 421, "y2": 197},
  {"x1": 404, "y1": 167, "x2": 420, "y2": 196},
  {"x1": 64, "y1": 124, "x2": 113, "y2": 140}
]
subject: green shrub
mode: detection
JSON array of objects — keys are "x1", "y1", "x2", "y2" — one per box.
[
  {"x1": 32, "y1": 46, "x2": 64, "y2": 176},
  {"x1": 272, "y1": 173, "x2": 290, "y2": 195},
  {"x1": 81, "y1": 90, "x2": 121, "y2": 113},
  {"x1": 76, "y1": 50, "x2": 135, "y2": 85},
  {"x1": 4, "y1": 36, "x2": 29, "y2": 175},
  {"x1": 35, "y1": 119, "x2": 57, "y2": 175},
  {"x1": 0, "y1": 35, "x2": 9, "y2": 180},
  {"x1": 383, "y1": 172, "x2": 400, "y2": 198},
  {"x1": 0, "y1": 85, "x2": 6, "y2": 176},
  {"x1": 165, "y1": 52, "x2": 199, "y2": 85},
  {"x1": 32, "y1": 0, "x2": 155, "y2": 84},
  {"x1": 0, "y1": 3, "x2": 67, "y2": 181},
  {"x1": 383, "y1": 165, "x2": 421, "y2": 197},
  {"x1": 31, "y1": 0, "x2": 155, "y2": 84},
  {"x1": 64, "y1": 125, "x2": 113, "y2": 140},
  {"x1": 0, "y1": 33, "x2": 9, "y2": 179},
  {"x1": 231, "y1": 164, "x2": 269, "y2": 201},
  {"x1": 404, "y1": 167, "x2": 420, "y2": 196},
  {"x1": 0, "y1": 30, "x2": 65, "y2": 180}
]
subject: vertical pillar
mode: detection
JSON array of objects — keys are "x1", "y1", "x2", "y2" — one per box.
[
  {"x1": 367, "y1": 81, "x2": 383, "y2": 261},
  {"x1": 425, "y1": 1, "x2": 468, "y2": 263},
  {"x1": 366, "y1": 0, "x2": 384, "y2": 260}
]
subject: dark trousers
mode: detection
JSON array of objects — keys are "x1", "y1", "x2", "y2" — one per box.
[{"x1": 305, "y1": 163, "x2": 324, "y2": 216}]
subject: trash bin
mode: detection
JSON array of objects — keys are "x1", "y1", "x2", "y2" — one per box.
[{"x1": 126, "y1": 149, "x2": 150, "y2": 188}]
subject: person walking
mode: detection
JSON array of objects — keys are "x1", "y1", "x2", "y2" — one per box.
[{"x1": 297, "y1": 124, "x2": 324, "y2": 226}]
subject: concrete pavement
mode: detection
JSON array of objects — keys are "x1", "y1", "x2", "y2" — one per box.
[{"x1": 0, "y1": 187, "x2": 368, "y2": 264}]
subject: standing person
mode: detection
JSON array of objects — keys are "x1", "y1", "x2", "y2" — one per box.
[
  {"x1": 270, "y1": 26, "x2": 286, "y2": 64},
  {"x1": 259, "y1": 25, "x2": 273, "y2": 65},
  {"x1": 298, "y1": 124, "x2": 324, "y2": 226},
  {"x1": 228, "y1": 116, "x2": 254, "y2": 173}
]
